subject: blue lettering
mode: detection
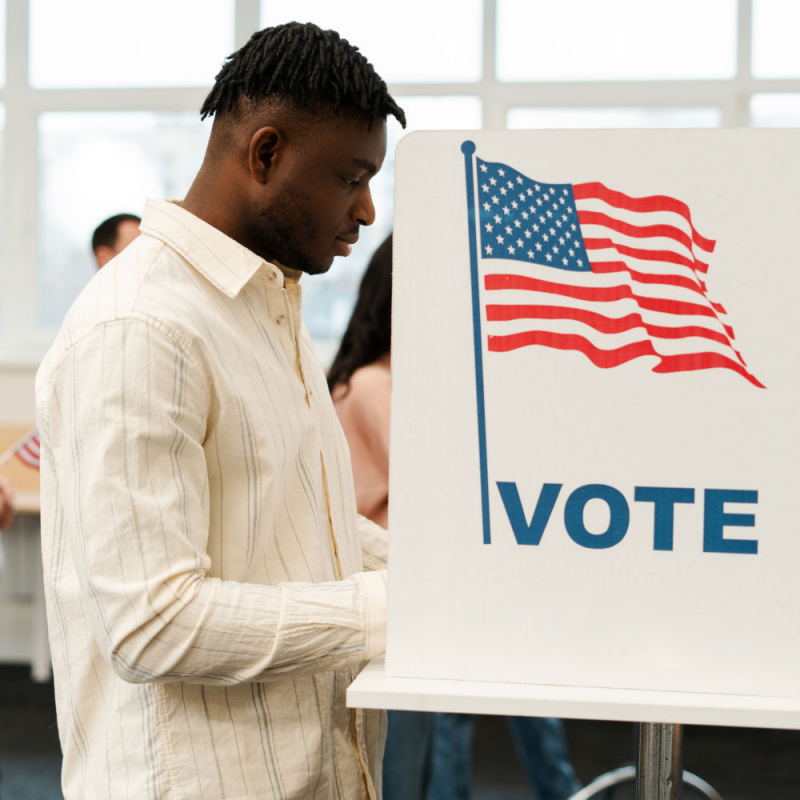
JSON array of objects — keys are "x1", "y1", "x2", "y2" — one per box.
[
  {"x1": 564, "y1": 484, "x2": 629, "y2": 549},
  {"x1": 497, "y1": 482, "x2": 562, "y2": 546},
  {"x1": 634, "y1": 487, "x2": 695, "y2": 551},
  {"x1": 495, "y1": 482, "x2": 759, "y2": 553},
  {"x1": 703, "y1": 489, "x2": 758, "y2": 554}
]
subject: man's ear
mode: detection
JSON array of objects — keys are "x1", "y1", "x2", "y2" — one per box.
[{"x1": 248, "y1": 126, "x2": 284, "y2": 184}]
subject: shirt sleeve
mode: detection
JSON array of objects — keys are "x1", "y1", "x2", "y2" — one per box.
[
  {"x1": 358, "y1": 513, "x2": 388, "y2": 571},
  {"x1": 39, "y1": 317, "x2": 386, "y2": 685}
]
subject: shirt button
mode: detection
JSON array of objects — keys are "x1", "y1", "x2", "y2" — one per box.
[
  {"x1": 267, "y1": 271, "x2": 277, "y2": 282},
  {"x1": 276, "y1": 315, "x2": 286, "y2": 325}
]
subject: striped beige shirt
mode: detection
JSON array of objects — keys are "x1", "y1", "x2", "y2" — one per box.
[{"x1": 36, "y1": 199, "x2": 389, "y2": 800}]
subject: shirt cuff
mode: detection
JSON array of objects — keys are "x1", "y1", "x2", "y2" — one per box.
[{"x1": 353, "y1": 569, "x2": 387, "y2": 661}]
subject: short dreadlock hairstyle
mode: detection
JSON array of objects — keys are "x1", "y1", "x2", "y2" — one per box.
[{"x1": 200, "y1": 22, "x2": 406, "y2": 130}]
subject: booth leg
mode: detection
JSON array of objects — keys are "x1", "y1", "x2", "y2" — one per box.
[{"x1": 635, "y1": 722, "x2": 684, "y2": 800}]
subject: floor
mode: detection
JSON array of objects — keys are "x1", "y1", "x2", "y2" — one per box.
[{"x1": 2, "y1": 664, "x2": 799, "y2": 799}]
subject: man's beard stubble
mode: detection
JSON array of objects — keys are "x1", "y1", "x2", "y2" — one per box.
[{"x1": 253, "y1": 190, "x2": 331, "y2": 276}]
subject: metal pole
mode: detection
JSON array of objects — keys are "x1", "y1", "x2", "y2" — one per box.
[{"x1": 635, "y1": 722, "x2": 684, "y2": 800}]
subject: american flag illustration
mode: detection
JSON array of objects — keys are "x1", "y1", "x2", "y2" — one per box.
[
  {"x1": 474, "y1": 155, "x2": 763, "y2": 388},
  {"x1": 12, "y1": 430, "x2": 40, "y2": 470}
]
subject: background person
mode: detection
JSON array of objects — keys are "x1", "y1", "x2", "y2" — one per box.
[
  {"x1": 330, "y1": 234, "x2": 582, "y2": 800},
  {"x1": 90, "y1": 212, "x2": 141, "y2": 268},
  {"x1": 37, "y1": 23, "x2": 404, "y2": 800}
]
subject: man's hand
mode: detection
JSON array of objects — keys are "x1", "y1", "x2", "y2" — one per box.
[{"x1": 0, "y1": 477, "x2": 16, "y2": 530}]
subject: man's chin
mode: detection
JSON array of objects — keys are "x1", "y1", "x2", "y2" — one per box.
[{"x1": 297, "y1": 256, "x2": 334, "y2": 276}]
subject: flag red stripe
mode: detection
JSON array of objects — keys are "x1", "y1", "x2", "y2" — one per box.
[
  {"x1": 487, "y1": 330, "x2": 764, "y2": 388},
  {"x1": 590, "y1": 260, "x2": 707, "y2": 295},
  {"x1": 486, "y1": 304, "x2": 734, "y2": 348},
  {"x1": 577, "y1": 210, "x2": 698, "y2": 255},
  {"x1": 573, "y1": 182, "x2": 716, "y2": 252},
  {"x1": 583, "y1": 238, "x2": 709, "y2": 273},
  {"x1": 485, "y1": 273, "x2": 719, "y2": 320}
]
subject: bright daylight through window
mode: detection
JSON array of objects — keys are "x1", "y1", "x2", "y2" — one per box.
[{"x1": 0, "y1": 0, "x2": 798, "y2": 363}]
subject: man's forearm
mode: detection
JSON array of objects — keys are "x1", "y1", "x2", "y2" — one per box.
[{"x1": 102, "y1": 568, "x2": 387, "y2": 685}]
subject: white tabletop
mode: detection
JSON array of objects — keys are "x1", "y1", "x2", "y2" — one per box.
[{"x1": 348, "y1": 658, "x2": 800, "y2": 730}]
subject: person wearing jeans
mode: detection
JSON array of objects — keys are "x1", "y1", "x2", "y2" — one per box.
[{"x1": 427, "y1": 714, "x2": 582, "y2": 800}]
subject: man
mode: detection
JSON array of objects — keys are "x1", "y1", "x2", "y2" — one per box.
[
  {"x1": 36, "y1": 23, "x2": 405, "y2": 800},
  {"x1": 0, "y1": 477, "x2": 14, "y2": 530},
  {"x1": 91, "y1": 212, "x2": 141, "y2": 268}
]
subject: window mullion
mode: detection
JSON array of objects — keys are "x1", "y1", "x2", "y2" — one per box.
[
  {"x1": 735, "y1": 0, "x2": 754, "y2": 126},
  {"x1": 26, "y1": 87, "x2": 209, "y2": 112},
  {"x1": 235, "y1": 0, "x2": 261, "y2": 48},
  {"x1": 479, "y1": 0, "x2": 505, "y2": 127},
  {"x1": 1, "y1": 0, "x2": 41, "y2": 359},
  {"x1": 482, "y1": 0, "x2": 497, "y2": 84}
]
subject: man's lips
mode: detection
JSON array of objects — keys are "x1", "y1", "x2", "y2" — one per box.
[{"x1": 334, "y1": 233, "x2": 359, "y2": 256}]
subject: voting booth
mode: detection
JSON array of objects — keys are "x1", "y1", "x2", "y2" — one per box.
[{"x1": 348, "y1": 129, "x2": 800, "y2": 797}]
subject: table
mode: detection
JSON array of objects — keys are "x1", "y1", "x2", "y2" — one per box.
[
  {"x1": 349, "y1": 657, "x2": 800, "y2": 798},
  {"x1": 348, "y1": 657, "x2": 800, "y2": 730}
]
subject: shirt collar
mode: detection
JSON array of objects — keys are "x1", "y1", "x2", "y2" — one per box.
[{"x1": 139, "y1": 199, "x2": 286, "y2": 296}]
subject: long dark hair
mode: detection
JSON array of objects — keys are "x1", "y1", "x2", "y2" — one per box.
[{"x1": 327, "y1": 234, "x2": 392, "y2": 394}]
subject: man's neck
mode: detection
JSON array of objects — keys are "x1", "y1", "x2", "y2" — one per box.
[{"x1": 182, "y1": 172, "x2": 245, "y2": 244}]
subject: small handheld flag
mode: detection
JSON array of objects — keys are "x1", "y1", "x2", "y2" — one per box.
[{"x1": 0, "y1": 429, "x2": 40, "y2": 471}]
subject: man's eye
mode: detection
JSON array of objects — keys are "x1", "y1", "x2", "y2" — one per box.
[{"x1": 342, "y1": 177, "x2": 361, "y2": 188}]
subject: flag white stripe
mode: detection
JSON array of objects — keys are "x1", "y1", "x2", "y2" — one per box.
[
  {"x1": 485, "y1": 302, "x2": 734, "y2": 350},
  {"x1": 580, "y1": 224, "x2": 697, "y2": 263},
  {"x1": 16, "y1": 448, "x2": 40, "y2": 468},
  {"x1": 488, "y1": 317, "x2": 743, "y2": 360},
  {"x1": 582, "y1": 247, "x2": 708, "y2": 285},
  {"x1": 484, "y1": 261, "x2": 726, "y2": 316},
  {"x1": 574, "y1": 197, "x2": 715, "y2": 259},
  {"x1": 487, "y1": 281, "x2": 729, "y2": 319}
]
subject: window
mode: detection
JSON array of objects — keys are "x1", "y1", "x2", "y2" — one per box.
[
  {"x1": 0, "y1": 1, "x2": 798, "y2": 364},
  {"x1": 261, "y1": 0, "x2": 483, "y2": 83},
  {"x1": 752, "y1": 0, "x2": 800, "y2": 78},
  {"x1": 750, "y1": 93, "x2": 800, "y2": 126},
  {"x1": 30, "y1": 0, "x2": 234, "y2": 88},
  {"x1": 497, "y1": 0, "x2": 737, "y2": 82},
  {"x1": 38, "y1": 112, "x2": 210, "y2": 325},
  {"x1": 0, "y1": 0, "x2": 5, "y2": 88},
  {"x1": 508, "y1": 107, "x2": 722, "y2": 130}
]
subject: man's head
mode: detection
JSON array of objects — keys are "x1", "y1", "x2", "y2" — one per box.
[
  {"x1": 92, "y1": 213, "x2": 142, "y2": 268},
  {"x1": 196, "y1": 22, "x2": 405, "y2": 275}
]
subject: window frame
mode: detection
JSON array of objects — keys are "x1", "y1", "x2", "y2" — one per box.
[{"x1": 0, "y1": 0, "x2": 798, "y2": 364}]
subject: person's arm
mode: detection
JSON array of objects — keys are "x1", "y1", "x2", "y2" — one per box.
[
  {"x1": 0, "y1": 477, "x2": 15, "y2": 530},
  {"x1": 334, "y1": 368, "x2": 391, "y2": 570},
  {"x1": 38, "y1": 318, "x2": 385, "y2": 686}
]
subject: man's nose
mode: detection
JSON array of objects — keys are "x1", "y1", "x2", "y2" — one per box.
[{"x1": 353, "y1": 186, "x2": 376, "y2": 227}]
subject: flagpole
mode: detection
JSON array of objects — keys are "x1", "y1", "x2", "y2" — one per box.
[{"x1": 461, "y1": 140, "x2": 492, "y2": 545}]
